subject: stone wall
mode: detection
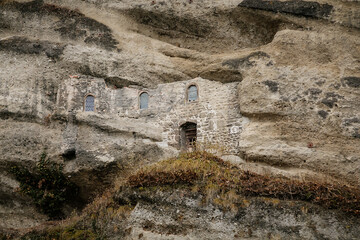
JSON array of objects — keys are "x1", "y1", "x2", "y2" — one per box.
[{"x1": 57, "y1": 77, "x2": 246, "y2": 154}]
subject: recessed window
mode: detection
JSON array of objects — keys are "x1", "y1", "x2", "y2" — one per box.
[
  {"x1": 84, "y1": 95, "x2": 95, "y2": 112},
  {"x1": 140, "y1": 92, "x2": 149, "y2": 109},
  {"x1": 187, "y1": 85, "x2": 198, "y2": 102}
]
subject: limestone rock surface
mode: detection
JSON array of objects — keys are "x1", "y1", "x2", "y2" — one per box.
[
  {"x1": 0, "y1": 0, "x2": 359, "y2": 234},
  {"x1": 114, "y1": 188, "x2": 360, "y2": 240}
]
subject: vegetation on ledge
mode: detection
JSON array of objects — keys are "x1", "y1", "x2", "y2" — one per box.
[
  {"x1": 11, "y1": 191, "x2": 134, "y2": 240},
  {"x1": 10, "y1": 152, "x2": 78, "y2": 219},
  {"x1": 127, "y1": 151, "x2": 360, "y2": 215},
  {"x1": 10, "y1": 150, "x2": 360, "y2": 239}
]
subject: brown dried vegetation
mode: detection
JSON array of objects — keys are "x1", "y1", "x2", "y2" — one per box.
[
  {"x1": 128, "y1": 151, "x2": 360, "y2": 215},
  {"x1": 16, "y1": 190, "x2": 133, "y2": 240},
  {"x1": 13, "y1": 151, "x2": 360, "y2": 239}
]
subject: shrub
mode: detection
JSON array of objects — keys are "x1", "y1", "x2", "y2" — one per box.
[{"x1": 10, "y1": 152, "x2": 78, "y2": 219}]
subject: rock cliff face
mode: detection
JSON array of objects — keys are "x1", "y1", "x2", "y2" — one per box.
[
  {"x1": 0, "y1": 0, "x2": 359, "y2": 235},
  {"x1": 118, "y1": 189, "x2": 360, "y2": 240}
]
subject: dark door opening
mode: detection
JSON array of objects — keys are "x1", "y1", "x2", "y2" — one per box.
[{"x1": 180, "y1": 122, "x2": 197, "y2": 150}]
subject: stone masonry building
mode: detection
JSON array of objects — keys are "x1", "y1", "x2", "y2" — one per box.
[{"x1": 57, "y1": 77, "x2": 248, "y2": 155}]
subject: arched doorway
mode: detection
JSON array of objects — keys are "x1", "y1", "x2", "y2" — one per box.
[{"x1": 180, "y1": 122, "x2": 197, "y2": 150}]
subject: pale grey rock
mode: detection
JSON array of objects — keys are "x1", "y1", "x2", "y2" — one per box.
[
  {"x1": 116, "y1": 189, "x2": 360, "y2": 240},
  {"x1": 0, "y1": 0, "x2": 359, "y2": 234},
  {"x1": 221, "y1": 155, "x2": 246, "y2": 165}
]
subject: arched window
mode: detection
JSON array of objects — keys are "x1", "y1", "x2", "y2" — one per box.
[
  {"x1": 139, "y1": 92, "x2": 149, "y2": 109},
  {"x1": 187, "y1": 85, "x2": 198, "y2": 102},
  {"x1": 84, "y1": 95, "x2": 95, "y2": 112}
]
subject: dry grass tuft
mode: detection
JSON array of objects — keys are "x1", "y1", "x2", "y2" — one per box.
[
  {"x1": 127, "y1": 151, "x2": 360, "y2": 215},
  {"x1": 18, "y1": 190, "x2": 134, "y2": 239}
]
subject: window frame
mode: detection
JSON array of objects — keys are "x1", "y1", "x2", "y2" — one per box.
[
  {"x1": 84, "y1": 94, "x2": 96, "y2": 112},
  {"x1": 186, "y1": 84, "x2": 199, "y2": 103}
]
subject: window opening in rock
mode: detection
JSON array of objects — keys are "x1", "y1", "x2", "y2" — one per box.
[
  {"x1": 140, "y1": 92, "x2": 149, "y2": 109},
  {"x1": 187, "y1": 85, "x2": 198, "y2": 102},
  {"x1": 84, "y1": 95, "x2": 95, "y2": 112}
]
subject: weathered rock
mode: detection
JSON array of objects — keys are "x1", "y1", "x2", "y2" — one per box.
[
  {"x1": 115, "y1": 189, "x2": 360, "y2": 240},
  {"x1": 0, "y1": 36, "x2": 65, "y2": 60},
  {"x1": 342, "y1": 76, "x2": 360, "y2": 88},
  {"x1": 1, "y1": 0, "x2": 118, "y2": 49},
  {"x1": 239, "y1": 0, "x2": 333, "y2": 19},
  {"x1": 0, "y1": 0, "x2": 359, "y2": 234}
]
